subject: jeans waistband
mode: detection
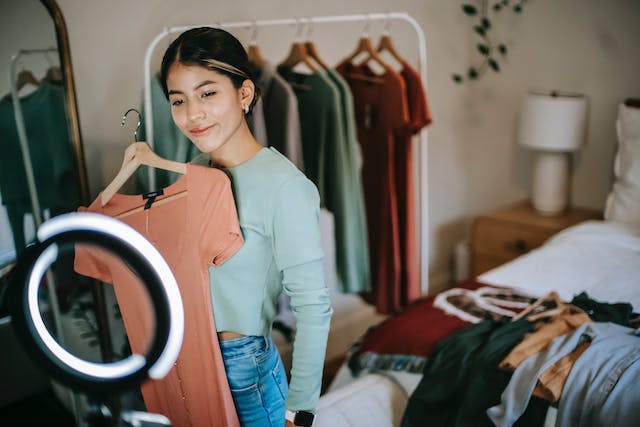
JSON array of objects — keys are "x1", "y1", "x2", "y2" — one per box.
[{"x1": 219, "y1": 335, "x2": 270, "y2": 358}]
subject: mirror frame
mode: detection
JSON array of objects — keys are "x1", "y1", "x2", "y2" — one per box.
[
  {"x1": 39, "y1": 0, "x2": 114, "y2": 363},
  {"x1": 40, "y1": 0, "x2": 89, "y2": 205}
]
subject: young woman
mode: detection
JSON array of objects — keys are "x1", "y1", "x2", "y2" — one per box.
[{"x1": 159, "y1": 27, "x2": 332, "y2": 427}]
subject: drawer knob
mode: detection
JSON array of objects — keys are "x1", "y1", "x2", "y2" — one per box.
[{"x1": 513, "y1": 239, "x2": 529, "y2": 254}]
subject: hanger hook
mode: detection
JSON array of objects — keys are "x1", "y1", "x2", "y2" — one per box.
[
  {"x1": 121, "y1": 108, "x2": 141, "y2": 142},
  {"x1": 249, "y1": 21, "x2": 259, "y2": 45},
  {"x1": 361, "y1": 14, "x2": 372, "y2": 37},
  {"x1": 294, "y1": 18, "x2": 305, "y2": 42},
  {"x1": 305, "y1": 17, "x2": 314, "y2": 40},
  {"x1": 383, "y1": 14, "x2": 393, "y2": 35}
]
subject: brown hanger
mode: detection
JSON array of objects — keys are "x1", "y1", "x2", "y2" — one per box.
[
  {"x1": 279, "y1": 42, "x2": 316, "y2": 71},
  {"x1": 246, "y1": 22, "x2": 266, "y2": 67},
  {"x1": 511, "y1": 292, "x2": 566, "y2": 322},
  {"x1": 303, "y1": 18, "x2": 329, "y2": 69},
  {"x1": 278, "y1": 20, "x2": 316, "y2": 73},
  {"x1": 44, "y1": 66, "x2": 63, "y2": 84},
  {"x1": 16, "y1": 69, "x2": 40, "y2": 90},
  {"x1": 340, "y1": 22, "x2": 389, "y2": 86},
  {"x1": 377, "y1": 32, "x2": 406, "y2": 66},
  {"x1": 101, "y1": 141, "x2": 187, "y2": 207},
  {"x1": 101, "y1": 109, "x2": 187, "y2": 207}
]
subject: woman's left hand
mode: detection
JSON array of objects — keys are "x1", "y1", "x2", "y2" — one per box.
[{"x1": 284, "y1": 420, "x2": 296, "y2": 427}]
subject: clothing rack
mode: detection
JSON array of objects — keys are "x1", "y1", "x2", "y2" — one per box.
[
  {"x1": 8, "y1": 47, "x2": 82, "y2": 425},
  {"x1": 142, "y1": 12, "x2": 430, "y2": 293},
  {"x1": 8, "y1": 48, "x2": 65, "y2": 341}
]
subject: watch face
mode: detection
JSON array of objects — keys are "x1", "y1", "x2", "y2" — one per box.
[{"x1": 294, "y1": 411, "x2": 315, "y2": 426}]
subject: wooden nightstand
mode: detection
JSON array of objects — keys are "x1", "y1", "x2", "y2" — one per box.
[{"x1": 470, "y1": 201, "x2": 601, "y2": 277}]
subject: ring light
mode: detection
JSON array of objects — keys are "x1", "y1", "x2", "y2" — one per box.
[{"x1": 8, "y1": 212, "x2": 184, "y2": 394}]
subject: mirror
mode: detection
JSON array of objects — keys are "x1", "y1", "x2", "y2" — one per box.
[
  {"x1": 0, "y1": 1, "x2": 115, "y2": 423},
  {"x1": 0, "y1": 0, "x2": 88, "y2": 262}
]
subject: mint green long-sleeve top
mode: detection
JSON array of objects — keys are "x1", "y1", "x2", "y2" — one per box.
[{"x1": 193, "y1": 147, "x2": 332, "y2": 412}]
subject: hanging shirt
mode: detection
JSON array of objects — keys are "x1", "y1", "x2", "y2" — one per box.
[
  {"x1": 251, "y1": 61, "x2": 305, "y2": 171},
  {"x1": 191, "y1": 147, "x2": 332, "y2": 412},
  {"x1": 396, "y1": 61, "x2": 432, "y2": 304},
  {"x1": 278, "y1": 66, "x2": 370, "y2": 294},
  {"x1": 336, "y1": 61, "x2": 409, "y2": 314},
  {"x1": 325, "y1": 68, "x2": 370, "y2": 294},
  {"x1": 0, "y1": 81, "x2": 80, "y2": 251},
  {"x1": 137, "y1": 75, "x2": 202, "y2": 193},
  {"x1": 74, "y1": 164, "x2": 243, "y2": 427}
]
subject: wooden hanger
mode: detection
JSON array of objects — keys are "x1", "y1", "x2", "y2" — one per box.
[
  {"x1": 340, "y1": 29, "x2": 389, "y2": 85},
  {"x1": 303, "y1": 18, "x2": 329, "y2": 70},
  {"x1": 279, "y1": 42, "x2": 316, "y2": 72},
  {"x1": 101, "y1": 142, "x2": 187, "y2": 207},
  {"x1": 246, "y1": 22, "x2": 266, "y2": 67},
  {"x1": 101, "y1": 109, "x2": 187, "y2": 207},
  {"x1": 304, "y1": 40, "x2": 329, "y2": 70},
  {"x1": 278, "y1": 20, "x2": 316, "y2": 73},
  {"x1": 44, "y1": 66, "x2": 63, "y2": 84},
  {"x1": 16, "y1": 69, "x2": 40, "y2": 90},
  {"x1": 377, "y1": 32, "x2": 406, "y2": 66},
  {"x1": 511, "y1": 292, "x2": 566, "y2": 322}
]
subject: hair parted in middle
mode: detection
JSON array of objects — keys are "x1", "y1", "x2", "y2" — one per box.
[{"x1": 160, "y1": 26, "x2": 261, "y2": 114}]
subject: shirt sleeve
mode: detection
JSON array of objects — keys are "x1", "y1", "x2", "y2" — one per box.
[
  {"x1": 403, "y1": 65, "x2": 432, "y2": 133},
  {"x1": 272, "y1": 176, "x2": 333, "y2": 411},
  {"x1": 196, "y1": 167, "x2": 243, "y2": 266}
]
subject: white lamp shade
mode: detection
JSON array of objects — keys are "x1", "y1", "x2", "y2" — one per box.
[{"x1": 517, "y1": 91, "x2": 588, "y2": 152}]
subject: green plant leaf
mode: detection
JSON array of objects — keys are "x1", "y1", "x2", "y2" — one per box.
[
  {"x1": 498, "y1": 44, "x2": 508, "y2": 55},
  {"x1": 462, "y1": 4, "x2": 478, "y2": 15},
  {"x1": 452, "y1": 73, "x2": 463, "y2": 83},
  {"x1": 514, "y1": 4, "x2": 522, "y2": 12},
  {"x1": 481, "y1": 17, "x2": 491, "y2": 29},
  {"x1": 477, "y1": 43, "x2": 490, "y2": 56},
  {"x1": 468, "y1": 68, "x2": 479, "y2": 79},
  {"x1": 493, "y1": 4, "x2": 502, "y2": 11},
  {"x1": 474, "y1": 25, "x2": 486, "y2": 36},
  {"x1": 488, "y1": 58, "x2": 500, "y2": 72}
]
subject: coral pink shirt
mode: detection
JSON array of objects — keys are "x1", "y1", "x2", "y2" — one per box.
[{"x1": 75, "y1": 164, "x2": 242, "y2": 427}]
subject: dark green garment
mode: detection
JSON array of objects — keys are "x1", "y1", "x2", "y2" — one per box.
[
  {"x1": 137, "y1": 75, "x2": 201, "y2": 192},
  {"x1": 0, "y1": 81, "x2": 79, "y2": 251},
  {"x1": 571, "y1": 292, "x2": 634, "y2": 325},
  {"x1": 402, "y1": 319, "x2": 548, "y2": 427},
  {"x1": 278, "y1": 66, "x2": 370, "y2": 293},
  {"x1": 325, "y1": 69, "x2": 370, "y2": 293}
]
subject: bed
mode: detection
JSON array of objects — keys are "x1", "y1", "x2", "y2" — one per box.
[{"x1": 314, "y1": 99, "x2": 640, "y2": 427}]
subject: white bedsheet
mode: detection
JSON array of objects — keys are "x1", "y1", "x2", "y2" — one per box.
[{"x1": 479, "y1": 220, "x2": 640, "y2": 310}]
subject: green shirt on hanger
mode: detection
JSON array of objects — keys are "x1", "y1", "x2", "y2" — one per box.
[{"x1": 278, "y1": 66, "x2": 370, "y2": 294}]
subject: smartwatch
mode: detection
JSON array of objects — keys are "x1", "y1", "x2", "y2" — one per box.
[{"x1": 285, "y1": 409, "x2": 315, "y2": 427}]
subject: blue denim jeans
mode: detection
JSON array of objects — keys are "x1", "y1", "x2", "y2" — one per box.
[{"x1": 220, "y1": 335, "x2": 288, "y2": 427}]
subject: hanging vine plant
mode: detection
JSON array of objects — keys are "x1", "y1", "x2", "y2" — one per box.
[{"x1": 452, "y1": 0, "x2": 527, "y2": 83}]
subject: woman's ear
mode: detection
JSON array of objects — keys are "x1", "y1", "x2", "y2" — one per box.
[{"x1": 240, "y1": 79, "x2": 255, "y2": 107}]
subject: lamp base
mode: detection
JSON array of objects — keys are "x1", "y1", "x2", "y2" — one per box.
[{"x1": 531, "y1": 151, "x2": 570, "y2": 216}]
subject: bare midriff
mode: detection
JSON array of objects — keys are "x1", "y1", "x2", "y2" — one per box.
[{"x1": 218, "y1": 331, "x2": 246, "y2": 341}]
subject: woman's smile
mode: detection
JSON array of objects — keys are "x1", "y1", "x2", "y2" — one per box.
[{"x1": 190, "y1": 124, "x2": 215, "y2": 137}]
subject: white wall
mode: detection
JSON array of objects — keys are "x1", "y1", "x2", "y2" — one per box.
[{"x1": 49, "y1": 0, "x2": 640, "y2": 291}]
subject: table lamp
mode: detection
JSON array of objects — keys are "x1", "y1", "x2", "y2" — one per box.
[{"x1": 517, "y1": 91, "x2": 588, "y2": 215}]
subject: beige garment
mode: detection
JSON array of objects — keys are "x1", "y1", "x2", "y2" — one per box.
[{"x1": 500, "y1": 306, "x2": 591, "y2": 403}]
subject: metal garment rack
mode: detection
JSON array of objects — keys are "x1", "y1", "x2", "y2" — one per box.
[
  {"x1": 142, "y1": 12, "x2": 430, "y2": 293},
  {"x1": 9, "y1": 47, "x2": 83, "y2": 426},
  {"x1": 9, "y1": 48, "x2": 65, "y2": 341}
]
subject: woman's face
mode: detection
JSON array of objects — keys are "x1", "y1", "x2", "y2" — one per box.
[{"x1": 166, "y1": 62, "x2": 246, "y2": 155}]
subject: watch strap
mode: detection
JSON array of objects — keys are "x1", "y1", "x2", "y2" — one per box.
[{"x1": 285, "y1": 409, "x2": 315, "y2": 426}]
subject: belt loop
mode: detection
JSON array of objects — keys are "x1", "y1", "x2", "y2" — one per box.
[{"x1": 264, "y1": 335, "x2": 270, "y2": 350}]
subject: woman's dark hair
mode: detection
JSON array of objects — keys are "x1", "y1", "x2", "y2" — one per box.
[{"x1": 160, "y1": 27, "x2": 260, "y2": 112}]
